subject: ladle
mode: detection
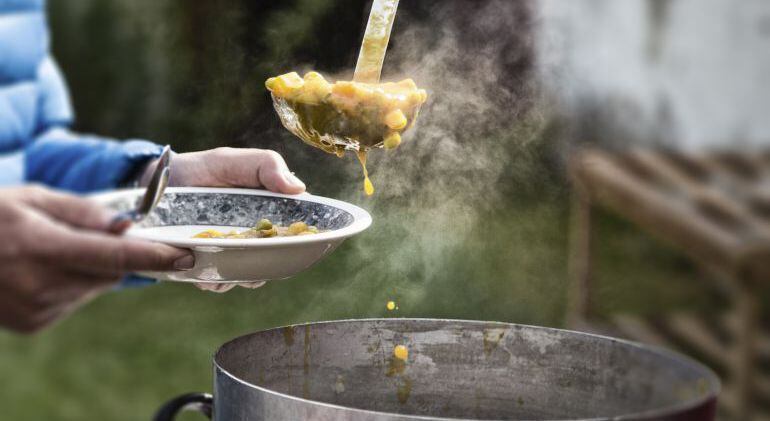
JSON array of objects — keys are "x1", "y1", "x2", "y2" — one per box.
[{"x1": 270, "y1": 0, "x2": 412, "y2": 153}]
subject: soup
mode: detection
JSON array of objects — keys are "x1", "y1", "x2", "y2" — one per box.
[{"x1": 192, "y1": 219, "x2": 321, "y2": 239}]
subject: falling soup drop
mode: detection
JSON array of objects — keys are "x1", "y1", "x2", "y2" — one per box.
[{"x1": 394, "y1": 345, "x2": 408, "y2": 361}]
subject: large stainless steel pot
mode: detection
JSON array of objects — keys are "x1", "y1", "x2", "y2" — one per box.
[{"x1": 154, "y1": 319, "x2": 719, "y2": 420}]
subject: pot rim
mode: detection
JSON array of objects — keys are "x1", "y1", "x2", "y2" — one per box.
[{"x1": 212, "y1": 318, "x2": 721, "y2": 421}]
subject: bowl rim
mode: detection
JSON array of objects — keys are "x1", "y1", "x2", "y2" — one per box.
[{"x1": 91, "y1": 187, "x2": 372, "y2": 248}]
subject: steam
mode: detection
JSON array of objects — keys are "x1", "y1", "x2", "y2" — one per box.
[{"x1": 302, "y1": 1, "x2": 562, "y2": 322}]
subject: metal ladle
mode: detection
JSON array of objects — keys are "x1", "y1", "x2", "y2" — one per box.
[{"x1": 271, "y1": 0, "x2": 410, "y2": 152}]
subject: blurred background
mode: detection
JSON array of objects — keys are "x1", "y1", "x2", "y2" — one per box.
[{"x1": 1, "y1": 0, "x2": 769, "y2": 419}]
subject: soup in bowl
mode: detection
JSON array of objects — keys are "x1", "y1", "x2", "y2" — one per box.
[{"x1": 92, "y1": 187, "x2": 371, "y2": 283}]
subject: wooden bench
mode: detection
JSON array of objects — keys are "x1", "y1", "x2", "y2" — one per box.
[{"x1": 567, "y1": 149, "x2": 770, "y2": 420}]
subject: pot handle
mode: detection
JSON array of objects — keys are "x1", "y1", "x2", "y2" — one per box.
[{"x1": 153, "y1": 392, "x2": 213, "y2": 421}]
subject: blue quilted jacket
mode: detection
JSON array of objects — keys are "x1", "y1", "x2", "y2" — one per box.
[{"x1": 0, "y1": 0, "x2": 162, "y2": 191}]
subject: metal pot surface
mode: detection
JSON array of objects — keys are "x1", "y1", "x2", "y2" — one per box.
[{"x1": 154, "y1": 319, "x2": 719, "y2": 420}]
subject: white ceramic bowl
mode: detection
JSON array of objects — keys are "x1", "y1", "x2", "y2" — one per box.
[{"x1": 92, "y1": 187, "x2": 371, "y2": 283}]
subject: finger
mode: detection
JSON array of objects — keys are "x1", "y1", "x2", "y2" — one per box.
[
  {"x1": 195, "y1": 282, "x2": 237, "y2": 293},
  {"x1": 36, "y1": 287, "x2": 99, "y2": 311},
  {"x1": 52, "y1": 281, "x2": 112, "y2": 319},
  {"x1": 35, "y1": 225, "x2": 195, "y2": 273},
  {"x1": 255, "y1": 151, "x2": 306, "y2": 194},
  {"x1": 0, "y1": 267, "x2": 115, "y2": 334},
  {"x1": 0, "y1": 295, "x2": 57, "y2": 334},
  {"x1": 107, "y1": 218, "x2": 133, "y2": 235},
  {"x1": 213, "y1": 149, "x2": 306, "y2": 194},
  {"x1": 0, "y1": 282, "x2": 80, "y2": 334},
  {"x1": 0, "y1": 291, "x2": 44, "y2": 333},
  {"x1": 22, "y1": 186, "x2": 116, "y2": 231},
  {"x1": 36, "y1": 269, "x2": 120, "y2": 306}
]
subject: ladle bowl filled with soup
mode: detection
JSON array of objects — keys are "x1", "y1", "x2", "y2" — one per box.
[
  {"x1": 267, "y1": 71, "x2": 428, "y2": 195},
  {"x1": 267, "y1": 71, "x2": 427, "y2": 154}
]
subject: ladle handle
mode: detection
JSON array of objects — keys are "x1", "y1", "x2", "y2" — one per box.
[
  {"x1": 153, "y1": 392, "x2": 213, "y2": 421},
  {"x1": 352, "y1": 0, "x2": 400, "y2": 84}
]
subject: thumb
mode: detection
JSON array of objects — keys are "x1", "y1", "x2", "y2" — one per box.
[
  {"x1": 260, "y1": 167, "x2": 307, "y2": 195},
  {"x1": 22, "y1": 186, "x2": 116, "y2": 231},
  {"x1": 255, "y1": 151, "x2": 306, "y2": 194}
]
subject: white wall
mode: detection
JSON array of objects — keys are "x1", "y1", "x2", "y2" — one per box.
[{"x1": 538, "y1": 0, "x2": 770, "y2": 149}]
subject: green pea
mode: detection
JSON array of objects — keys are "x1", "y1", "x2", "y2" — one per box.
[
  {"x1": 383, "y1": 132, "x2": 401, "y2": 150},
  {"x1": 255, "y1": 218, "x2": 273, "y2": 230}
]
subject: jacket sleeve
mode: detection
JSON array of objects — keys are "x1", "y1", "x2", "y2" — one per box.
[{"x1": 24, "y1": 127, "x2": 163, "y2": 193}]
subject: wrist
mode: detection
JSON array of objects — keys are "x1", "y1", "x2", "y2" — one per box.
[
  {"x1": 158, "y1": 151, "x2": 198, "y2": 187},
  {"x1": 137, "y1": 151, "x2": 200, "y2": 187}
]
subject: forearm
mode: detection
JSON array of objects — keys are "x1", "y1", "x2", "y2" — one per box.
[{"x1": 24, "y1": 128, "x2": 163, "y2": 193}]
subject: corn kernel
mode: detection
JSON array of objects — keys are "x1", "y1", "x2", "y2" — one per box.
[
  {"x1": 398, "y1": 78, "x2": 417, "y2": 90},
  {"x1": 265, "y1": 72, "x2": 304, "y2": 96},
  {"x1": 304, "y1": 80, "x2": 331, "y2": 103},
  {"x1": 383, "y1": 132, "x2": 401, "y2": 150},
  {"x1": 394, "y1": 345, "x2": 408, "y2": 361},
  {"x1": 295, "y1": 91, "x2": 320, "y2": 105},
  {"x1": 384, "y1": 109, "x2": 408, "y2": 130},
  {"x1": 303, "y1": 71, "x2": 324, "y2": 82},
  {"x1": 193, "y1": 229, "x2": 225, "y2": 239},
  {"x1": 332, "y1": 81, "x2": 357, "y2": 98},
  {"x1": 282, "y1": 72, "x2": 304, "y2": 85},
  {"x1": 259, "y1": 227, "x2": 278, "y2": 238},
  {"x1": 418, "y1": 89, "x2": 428, "y2": 103},
  {"x1": 288, "y1": 222, "x2": 308, "y2": 235}
]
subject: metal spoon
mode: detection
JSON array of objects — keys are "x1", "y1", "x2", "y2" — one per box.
[{"x1": 109, "y1": 145, "x2": 172, "y2": 233}]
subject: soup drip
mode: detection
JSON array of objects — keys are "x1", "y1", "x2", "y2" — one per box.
[{"x1": 357, "y1": 150, "x2": 375, "y2": 196}]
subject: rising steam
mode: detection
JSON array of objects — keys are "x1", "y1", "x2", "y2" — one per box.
[{"x1": 305, "y1": 1, "x2": 561, "y2": 321}]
